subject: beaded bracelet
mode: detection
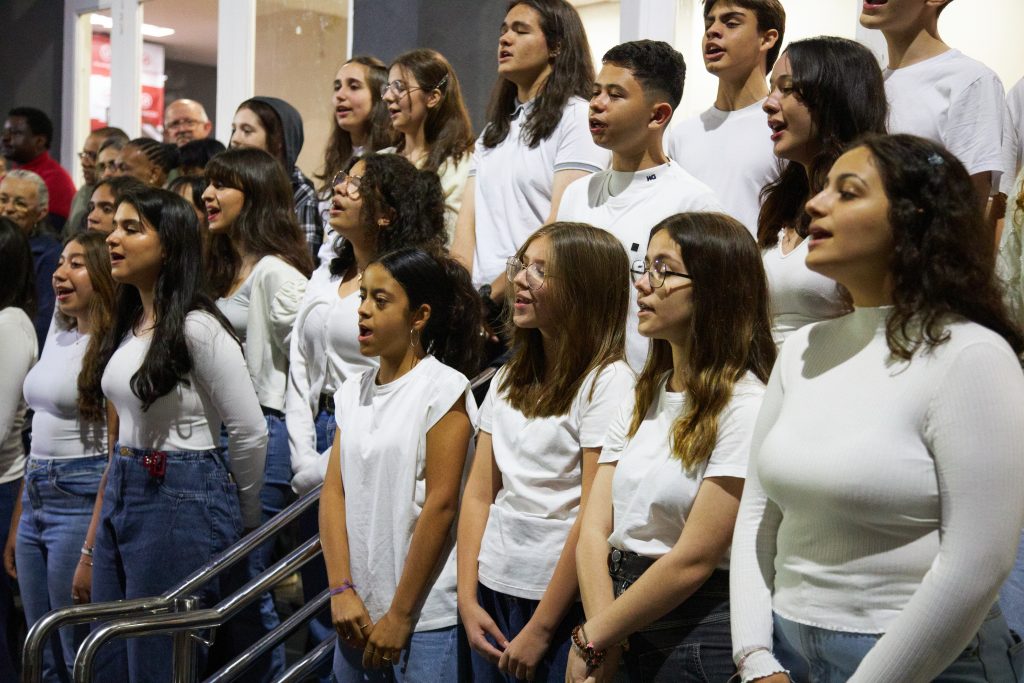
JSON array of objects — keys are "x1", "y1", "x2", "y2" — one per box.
[
  {"x1": 570, "y1": 624, "x2": 606, "y2": 669},
  {"x1": 329, "y1": 579, "x2": 356, "y2": 596}
]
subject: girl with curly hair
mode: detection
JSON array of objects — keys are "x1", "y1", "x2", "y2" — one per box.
[{"x1": 731, "y1": 134, "x2": 1024, "y2": 683}]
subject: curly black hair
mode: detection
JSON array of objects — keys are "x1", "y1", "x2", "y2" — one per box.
[
  {"x1": 855, "y1": 133, "x2": 1024, "y2": 359},
  {"x1": 329, "y1": 153, "x2": 447, "y2": 277}
]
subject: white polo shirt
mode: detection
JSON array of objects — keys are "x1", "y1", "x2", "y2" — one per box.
[
  {"x1": 470, "y1": 96, "x2": 609, "y2": 287},
  {"x1": 556, "y1": 161, "x2": 722, "y2": 370},
  {"x1": 884, "y1": 49, "x2": 1005, "y2": 190},
  {"x1": 666, "y1": 101, "x2": 780, "y2": 235}
]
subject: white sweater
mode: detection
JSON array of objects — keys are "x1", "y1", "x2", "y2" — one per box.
[
  {"x1": 0, "y1": 307, "x2": 37, "y2": 483},
  {"x1": 730, "y1": 307, "x2": 1024, "y2": 682},
  {"x1": 101, "y1": 311, "x2": 268, "y2": 527}
]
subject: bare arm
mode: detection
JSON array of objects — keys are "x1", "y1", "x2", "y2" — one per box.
[
  {"x1": 364, "y1": 401, "x2": 474, "y2": 668},
  {"x1": 581, "y1": 476, "x2": 744, "y2": 650},
  {"x1": 451, "y1": 176, "x2": 477, "y2": 272},
  {"x1": 575, "y1": 463, "x2": 616, "y2": 620},
  {"x1": 320, "y1": 429, "x2": 373, "y2": 648},
  {"x1": 546, "y1": 169, "x2": 590, "y2": 223}
]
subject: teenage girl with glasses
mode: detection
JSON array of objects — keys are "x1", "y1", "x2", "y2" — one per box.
[{"x1": 458, "y1": 222, "x2": 634, "y2": 682}]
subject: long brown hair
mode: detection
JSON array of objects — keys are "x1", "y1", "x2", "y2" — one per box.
[
  {"x1": 390, "y1": 49, "x2": 475, "y2": 173},
  {"x1": 316, "y1": 56, "x2": 395, "y2": 196},
  {"x1": 204, "y1": 148, "x2": 314, "y2": 297},
  {"x1": 630, "y1": 213, "x2": 776, "y2": 471},
  {"x1": 498, "y1": 222, "x2": 629, "y2": 417},
  {"x1": 71, "y1": 232, "x2": 121, "y2": 422},
  {"x1": 482, "y1": 0, "x2": 595, "y2": 150}
]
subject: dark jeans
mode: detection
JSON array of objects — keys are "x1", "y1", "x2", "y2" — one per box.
[
  {"x1": 609, "y1": 549, "x2": 735, "y2": 682},
  {"x1": 470, "y1": 584, "x2": 584, "y2": 683},
  {"x1": 0, "y1": 478, "x2": 20, "y2": 682},
  {"x1": 91, "y1": 445, "x2": 242, "y2": 682}
]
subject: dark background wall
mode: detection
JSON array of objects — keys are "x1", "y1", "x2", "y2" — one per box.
[
  {"x1": 353, "y1": 0, "x2": 507, "y2": 132},
  {"x1": 0, "y1": 0, "x2": 66, "y2": 157},
  {"x1": 164, "y1": 59, "x2": 218, "y2": 135}
]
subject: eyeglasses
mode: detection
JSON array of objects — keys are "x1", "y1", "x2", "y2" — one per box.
[
  {"x1": 380, "y1": 74, "x2": 449, "y2": 99},
  {"x1": 78, "y1": 151, "x2": 97, "y2": 162},
  {"x1": 167, "y1": 118, "x2": 201, "y2": 130},
  {"x1": 630, "y1": 258, "x2": 692, "y2": 288},
  {"x1": 332, "y1": 171, "x2": 363, "y2": 198},
  {"x1": 506, "y1": 256, "x2": 547, "y2": 290}
]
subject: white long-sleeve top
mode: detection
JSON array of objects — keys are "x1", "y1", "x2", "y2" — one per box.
[
  {"x1": 284, "y1": 274, "x2": 377, "y2": 493},
  {"x1": 23, "y1": 327, "x2": 106, "y2": 458},
  {"x1": 730, "y1": 306, "x2": 1024, "y2": 683},
  {"x1": 0, "y1": 307, "x2": 37, "y2": 483},
  {"x1": 101, "y1": 311, "x2": 268, "y2": 527}
]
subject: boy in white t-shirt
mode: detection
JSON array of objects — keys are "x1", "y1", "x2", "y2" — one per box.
[
  {"x1": 861, "y1": 0, "x2": 1005, "y2": 223},
  {"x1": 666, "y1": 0, "x2": 785, "y2": 234},
  {"x1": 557, "y1": 40, "x2": 721, "y2": 370}
]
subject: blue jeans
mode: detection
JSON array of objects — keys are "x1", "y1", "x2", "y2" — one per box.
[
  {"x1": 608, "y1": 549, "x2": 734, "y2": 683},
  {"x1": 773, "y1": 605, "x2": 1024, "y2": 682},
  {"x1": 470, "y1": 584, "x2": 583, "y2": 683},
  {"x1": 209, "y1": 411, "x2": 288, "y2": 681},
  {"x1": 1001, "y1": 529, "x2": 1024, "y2": 637},
  {"x1": 332, "y1": 625, "x2": 460, "y2": 682},
  {"x1": 300, "y1": 406, "x2": 337, "y2": 682},
  {"x1": 0, "y1": 478, "x2": 20, "y2": 682},
  {"x1": 91, "y1": 445, "x2": 243, "y2": 683},
  {"x1": 17, "y1": 455, "x2": 106, "y2": 683}
]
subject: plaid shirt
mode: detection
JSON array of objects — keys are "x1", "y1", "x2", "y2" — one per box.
[{"x1": 292, "y1": 167, "x2": 322, "y2": 260}]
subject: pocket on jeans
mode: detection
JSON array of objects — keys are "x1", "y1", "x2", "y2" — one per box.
[
  {"x1": 51, "y1": 465, "x2": 104, "y2": 498},
  {"x1": 636, "y1": 643, "x2": 711, "y2": 683},
  {"x1": 1009, "y1": 632, "x2": 1024, "y2": 680},
  {"x1": 157, "y1": 460, "x2": 216, "y2": 501}
]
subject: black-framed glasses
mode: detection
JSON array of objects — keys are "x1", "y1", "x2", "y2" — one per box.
[
  {"x1": 332, "y1": 171, "x2": 363, "y2": 198},
  {"x1": 506, "y1": 256, "x2": 547, "y2": 290},
  {"x1": 78, "y1": 151, "x2": 97, "y2": 162},
  {"x1": 630, "y1": 258, "x2": 692, "y2": 288}
]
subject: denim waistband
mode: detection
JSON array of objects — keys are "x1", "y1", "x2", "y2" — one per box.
[
  {"x1": 318, "y1": 393, "x2": 335, "y2": 415},
  {"x1": 115, "y1": 445, "x2": 222, "y2": 461},
  {"x1": 27, "y1": 454, "x2": 108, "y2": 469},
  {"x1": 262, "y1": 406, "x2": 285, "y2": 419}
]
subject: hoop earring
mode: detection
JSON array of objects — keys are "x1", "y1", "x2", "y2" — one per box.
[{"x1": 409, "y1": 327, "x2": 420, "y2": 349}]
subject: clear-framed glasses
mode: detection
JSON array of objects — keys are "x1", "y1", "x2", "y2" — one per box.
[
  {"x1": 630, "y1": 258, "x2": 692, "y2": 288},
  {"x1": 78, "y1": 150, "x2": 97, "y2": 162},
  {"x1": 506, "y1": 256, "x2": 547, "y2": 290},
  {"x1": 380, "y1": 80, "x2": 421, "y2": 98},
  {"x1": 332, "y1": 170, "x2": 363, "y2": 198}
]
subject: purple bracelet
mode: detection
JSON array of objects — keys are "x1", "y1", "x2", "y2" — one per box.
[{"x1": 329, "y1": 580, "x2": 356, "y2": 596}]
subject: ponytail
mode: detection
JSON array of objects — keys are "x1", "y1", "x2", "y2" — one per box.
[{"x1": 374, "y1": 248, "x2": 484, "y2": 378}]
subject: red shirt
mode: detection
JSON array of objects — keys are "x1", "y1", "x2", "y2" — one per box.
[{"x1": 16, "y1": 151, "x2": 76, "y2": 219}]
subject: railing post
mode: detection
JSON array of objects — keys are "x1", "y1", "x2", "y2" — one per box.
[{"x1": 170, "y1": 596, "x2": 199, "y2": 683}]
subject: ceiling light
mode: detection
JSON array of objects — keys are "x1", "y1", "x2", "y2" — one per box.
[{"x1": 90, "y1": 14, "x2": 176, "y2": 38}]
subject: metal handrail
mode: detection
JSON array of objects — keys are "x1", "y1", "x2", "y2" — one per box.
[
  {"x1": 22, "y1": 483, "x2": 323, "y2": 683},
  {"x1": 276, "y1": 634, "x2": 337, "y2": 683},
  {"x1": 73, "y1": 535, "x2": 322, "y2": 682},
  {"x1": 204, "y1": 588, "x2": 330, "y2": 682}
]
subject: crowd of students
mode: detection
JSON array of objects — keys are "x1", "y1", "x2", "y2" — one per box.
[{"x1": 2, "y1": 0, "x2": 1024, "y2": 681}]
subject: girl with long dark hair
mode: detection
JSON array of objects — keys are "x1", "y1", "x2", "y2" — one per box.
[
  {"x1": 731, "y1": 135, "x2": 1024, "y2": 683},
  {"x1": 381, "y1": 49, "x2": 474, "y2": 241},
  {"x1": 567, "y1": 213, "x2": 775, "y2": 681},
  {"x1": 458, "y1": 222, "x2": 634, "y2": 682},
  {"x1": 6, "y1": 232, "x2": 116, "y2": 683},
  {"x1": 86, "y1": 176, "x2": 147, "y2": 234},
  {"x1": 758, "y1": 36, "x2": 887, "y2": 345},
  {"x1": 451, "y1": 0, "x2": 608, "y2": 298},
  {"x1": 201, "y1": 146, "x2": 313, "y2": 678},
  {"x1": 320, "y1": 249, "x2": 483, "y2": 681},
  {"x1": 285, "y1": 152, "x2": 449, "y2": 675},
  {"x1": 85, "y1": 187, "x2": 267, "y2": 682},
  {"x1": 316, "y1": 56, "x2": 395, "y2": 269},
  {"x1": 0, "y1": 217, "x2": 37, "y2": 681}
]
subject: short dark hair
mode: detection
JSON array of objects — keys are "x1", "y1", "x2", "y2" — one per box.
[
  {"x1": 702, "y1": 0, "x2": 786, "y2": 71},
  {"x1": 602, "y1": 40, "x2": 686, "y2": 110},
  {"x1": 178, "y1": 137, "x2": 226, "y2": 171},
  {"x1": 8, "y1": 107, "x2": 54, "y2": 148}
]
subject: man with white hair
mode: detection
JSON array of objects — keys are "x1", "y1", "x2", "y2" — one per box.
[
  {"x1": 163, "y1": 99, "x2": 213, "y2": 147},
  {"x1": 0, "y1": 170, "x2": 60, "y2": 347}
]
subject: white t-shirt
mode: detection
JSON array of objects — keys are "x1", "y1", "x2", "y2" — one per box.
[
  {"x1": 601, "y1": 373, "x2": 763, "y2": 567},
  {"x1": 666, "y1": 101, "x2": 779, "y2": 234},
  {"x1": 470, "y1": 97, "x2": 610, "y2": 287},
  {"x1": 0, "y1": 307, "x2": 37, "y2": 484},
  {"x1": 101, "y1": 311, "x2": 268, "y2": 527},
  {"x1": 216, "y1": 271, "x2": 254, "y2": 342},
  {"x1": 731, "y1": 307, "x2": 1024, "y2": 682},
  {"x1": 477, "y1": 361, "x2": 635, "y2": 599},
  {"x1": 1000, "y1": 77, "x2": 1024, "y2": 195},
  {"x1": 884, "y1": 49, "x2": 1005, "y2": 189},
  {"x1": 23, "y1": 328, "x2": 106, "y2": 459},
  {"x1": 335, "y1": 356, "x2": 476, "y2": 631},
  {"x1": 556, "y1": 162, "x2": 722, "y2": 370},
  {"x1": 762, "y1": 235, "x2": 847, "y2": 346}
]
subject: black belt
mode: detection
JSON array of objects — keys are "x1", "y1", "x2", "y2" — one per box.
[
  {"x1": 261, "y1": 406, "x2": 285, "y2": 419},
  {"x1": 318, "y1": 393, "x2": 335, "y2": 415},
  {"x1": 607, "y1": 547, "x2": 655, "y2": 578}
]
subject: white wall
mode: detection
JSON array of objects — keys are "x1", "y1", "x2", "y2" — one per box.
[
  {"x1": 576, "y1": 2, "x2": 622, "y2": 76},
  {"x1": 932, "y1": 2, "x2": 1024, "y2": 90}
]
